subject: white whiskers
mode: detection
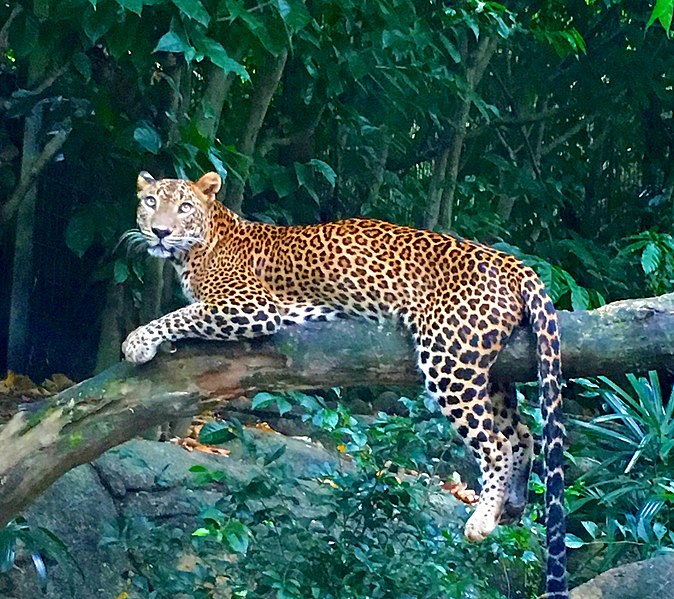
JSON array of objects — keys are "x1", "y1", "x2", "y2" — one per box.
[{"x1": 116, "y1": 229, "x2": 151, "y2": 255}]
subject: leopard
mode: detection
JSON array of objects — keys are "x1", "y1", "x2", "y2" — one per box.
[{"x1": 122, "y1": 171, "x2": 568, "y2": 598}]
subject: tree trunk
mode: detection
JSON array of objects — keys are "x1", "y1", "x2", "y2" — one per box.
[
  {"x1": 224, "y1": 50, "x2": 289, "y2": 213},
  {"x1": 194, "y1": 51, "x2": 244, "y2": 143},
  {"x1": 1, "y1": 293, "x2": 674, "y2": 526},
  {"x1": 6, "y1": 100, "x2": 43, "y2": 373},
  {"x1": 424, "y1": 36, "x2": 498, "y2": 231}
]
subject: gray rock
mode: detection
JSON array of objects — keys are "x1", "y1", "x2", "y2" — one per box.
[
  {"x1": 0, "y1": 433, "x2": 471, "y2": 599},
  {"x1": 571, "y1": 554, "x2": 674, "y2": 599}
]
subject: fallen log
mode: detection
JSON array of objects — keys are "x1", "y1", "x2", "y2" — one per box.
[{"x1": 0, "y1": 293, "x2": 673, "y2": 527}]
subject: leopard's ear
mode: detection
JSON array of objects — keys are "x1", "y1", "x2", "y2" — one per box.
[
  {"x1": 194, "y1": 172, "x2": 222, "y2": 197},
  {"x1": 137, "y1": 171, "x2": 156, "y2": 192}
]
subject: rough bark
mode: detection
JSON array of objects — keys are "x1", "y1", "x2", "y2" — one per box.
[{"x1": 1, "y1": 294, "x2": 674, "y2": 527}]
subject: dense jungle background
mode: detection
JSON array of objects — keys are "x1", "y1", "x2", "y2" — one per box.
[{"x1": 2, "y1": 1, "x2": 674, "y2": 598}]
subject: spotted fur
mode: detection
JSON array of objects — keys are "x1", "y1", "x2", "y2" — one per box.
[{"x1": 122, "y1": 171, "x2": 567, "y2": 598}]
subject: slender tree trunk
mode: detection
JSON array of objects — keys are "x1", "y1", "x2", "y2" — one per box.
[
  {"x1": 424, "y1": 147, "x2": 450, "y2": 230},
  {"x1": 194, "y1": 50, "x2": 244, "y2": 143},
  {"x1": 424, "y1": 36, "x2": 498, "y2": 231},
  {"x1": 6, "y1": 97, "x2": 42, "y2": 372},
  {"x1": 224, "y1": 50, "x2": 289, "y2": 213},
  {"x1": 366, "y1": 133, "x2": 391, "y2": 205}
]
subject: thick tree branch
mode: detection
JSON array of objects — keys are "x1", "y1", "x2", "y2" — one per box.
[{"x1": 1, "y1": 294, "x2": 674, "y2": 527}]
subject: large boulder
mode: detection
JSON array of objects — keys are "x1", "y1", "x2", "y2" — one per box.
[{"x1": 571, "y1": 554, "x2": 674, "y2": 599}]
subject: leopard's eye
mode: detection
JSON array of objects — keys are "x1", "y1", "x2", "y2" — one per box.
[
  {"x1": 178, "y1": 202, "x2": 194, "y2": 214},
  {"x1": 144, "y1": 196, "x2": 157, "y2": 209}
]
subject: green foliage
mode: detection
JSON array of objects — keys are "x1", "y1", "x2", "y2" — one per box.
[
  {"x1": 183, "y1": 398, "x2": 544, "y2": 599},
  {"x1": 494, "y1": 242, "x2": 606, "y2": 310},
  {"x1": 0, "y1": 517, "x2": 80, "y2": 590},
  {"x1": 648, "y1": 0, "x2": 674, "y2": 32},
  {"x1": 622, "y1": 230, "x2": 674, "y2": 295},
  {"x1": 565, "y1": 373, "x2": 674, "y2": 579}
]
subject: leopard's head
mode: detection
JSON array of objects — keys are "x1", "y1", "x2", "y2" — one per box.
[{"x1": 130, "y1": 171, "x2": 222, "y2": 259}]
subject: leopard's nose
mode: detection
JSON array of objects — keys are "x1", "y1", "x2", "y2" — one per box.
[{"x1": 152, "y1": 226, "x2": 172, "y2": 239}]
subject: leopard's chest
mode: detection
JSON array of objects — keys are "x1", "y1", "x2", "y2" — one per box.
[{"x1": 171, "y1": 261, "x2": 198, "y2": 303}]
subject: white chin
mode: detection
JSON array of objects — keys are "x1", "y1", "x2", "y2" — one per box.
[{"x1": 147, "y1": 246, "x2": 173, "y2": 259}]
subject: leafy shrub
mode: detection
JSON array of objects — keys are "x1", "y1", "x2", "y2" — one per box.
[
  {"x1": 622, "y1": 230, "x2": 674, "y2": 295},
  {"x1": 187, "y1": 395, "x2": 545, "y2": 599},
  {"x1": 566, "y1": 372, "x2": 674, "y2": 579},
  {"x1": 0, "y1": 517, "x2": 79, "y2": 590}
]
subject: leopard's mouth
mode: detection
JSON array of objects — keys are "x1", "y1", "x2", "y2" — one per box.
[{"x1": 147, "y1": 240, "x2": 175, "y2": 258}]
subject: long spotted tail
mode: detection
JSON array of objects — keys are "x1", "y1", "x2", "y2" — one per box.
[{"x1": 522, "y1": 274, "x2": 568, "y2": 599}]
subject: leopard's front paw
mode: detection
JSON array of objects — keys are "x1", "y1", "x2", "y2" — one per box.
[{"x1": 122, "y1": 326, "x2": 159, "y2": 364}]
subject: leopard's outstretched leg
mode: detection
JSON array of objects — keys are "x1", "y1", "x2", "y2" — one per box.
[
  {"x1": 490, "y1": 381, "x2": 534, "y2": 523},
  {"x1": 122, "y1": 270, "x2": 282, "y2": 364}
]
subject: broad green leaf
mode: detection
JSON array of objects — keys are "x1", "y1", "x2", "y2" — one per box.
[
  {"x1": 294, "y1": 162, "x2": 319, "y2": 203},
  {"x1": 648, "y1": 0, "x2": 674, "y2": 32},
  {"x1": 225, "y1": 0, "x2": 284, "y2": 54},
  {"x1": 115, "y1": 0, "x2": 144, "y2": 15},
  {"x1": 207, "y1": 148, "x2": 228, "y2": 184},
  {"x1": 192, "y1": 34, "x2": 249, "y2": 79},
  {"x1": 83, "y1": 2, "x2": 117, "y2": 43},
  {"x1": 133, "y1": 122, "x2": 162, "y2": 154},
  {"x1": 564, "y1": 533, "x2": 585, "y2": 548},
  {"x1": 192, "y1": 527, "x2": 210, "y2": 537},
  {"x1": 653, "y1": 522, "x2": 668, "y2": 541},
  {"x1": 154, "y1": 19, "x2": 196, "y2": 61},
  {"x1": 275, "y1": 396, "x2": 292, "y2": 415},
  {"x1": 570, "y1": 285, "x2": 590, "y2": 311},
  {"x1": 581, "y1": 520, "x2": 599, "y2": 539},
  {"x1": 274, "y1": 0, "x2": 311, "y2": 33},
  {"x1": 271, "y1": 168, "x2": 297, "y2": 198},
  {"x1": 251, "y1": 392, "x2": 277, "y2": 410},
  {"x1": 641, "y1": 243, "x2": 662, "y2": 274},
  {"x1": 154, "y1": 31, "x2": 189, "y2": 53},
  {"x1": 200, "y1": 506, "x2": 225, "y2": 522},
  {"x1": 321, "y1": 409, "x2": 339, "y2": 430},
  {"x1": 199, "y1": 421, "x2": 238, "y2": 444},
  {"x1": 171, "y1": 0, "x2": 210, "y2": 27},
  {"x1": 309, "y1": 159, "x2": 336, "y2": 186},
  {"x1": 223, "y1": 520, "x2": 250, "y2": 554},
  {"x1": 65, "y1": 212, "x2": 96, "y2": 257}
]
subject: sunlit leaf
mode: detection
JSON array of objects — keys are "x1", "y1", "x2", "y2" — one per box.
[
  {"x1": 647, "y1": 0, "x2": 674, "y2": 32},
  {"x1": 192, "y1": 34, "x2": 249, "y2": 79},
  {"x1": 641, "y1": 243, "x2": 662, "y2": 275},
  {"x1": 564, "y1": 533, "x2": 584, "y2": 548}
]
